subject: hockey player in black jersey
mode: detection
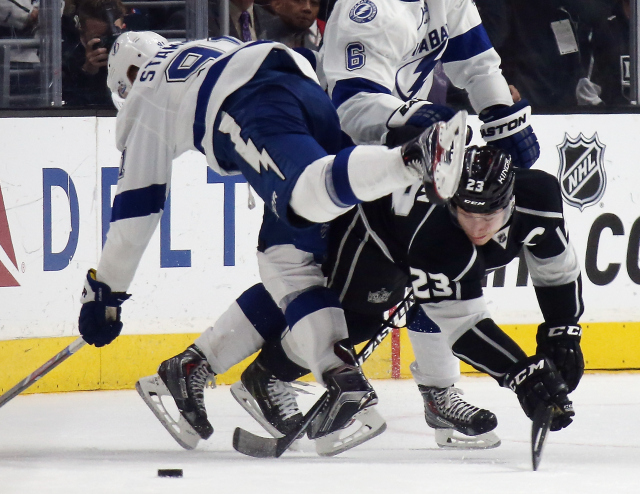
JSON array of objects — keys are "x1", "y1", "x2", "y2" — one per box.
[{"x1": 225, "y1": 143, "x2": 581, "y2": 451}]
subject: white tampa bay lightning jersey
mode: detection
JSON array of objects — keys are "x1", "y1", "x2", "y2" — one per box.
[
  {"x1": 97, "y1": 38, "x2": 318, "y2": 291},
  {"x1": 321, "y1": 0, "x2": 514, "y2": 144}
]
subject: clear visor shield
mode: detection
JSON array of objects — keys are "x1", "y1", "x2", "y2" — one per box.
[{"x1": 455, "y1": 197, "x2": 515, "y2": 245}]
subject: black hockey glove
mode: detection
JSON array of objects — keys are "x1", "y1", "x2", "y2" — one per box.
[
  {"x1": 536, "y1": 322, "x2": 584, "y2": 393},
  {"x1": 479, "y1": 100, "x2": 540, "y2": 169},
  {"x1": 503, "y1": 355, "x2": 575, "y2": 431},
  {"x1": 79, "y1": 269, "x2": 130, "y2": 347}
]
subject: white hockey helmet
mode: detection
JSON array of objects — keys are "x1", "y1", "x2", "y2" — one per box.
[{"x1": 107, "y1": 31, "x2": 167, "y2": 104}]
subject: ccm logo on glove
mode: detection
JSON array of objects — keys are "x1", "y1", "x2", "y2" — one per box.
[
  {"x1": 546, "y1": 325, "x2": 582, "y2": 338},
  {"x1": 507, "y1": 357, "x2": 546, "y2": 391}
]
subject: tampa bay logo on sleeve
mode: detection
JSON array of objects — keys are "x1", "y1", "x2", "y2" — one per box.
[
  {"x1": 557, "y1": 133, "x2": 606, "y2": 211},
  {"x1": 349, "y1": 0, "x2": 377, "y2": 23},
  {"x1": 0, "y1": 183, "x2": 19, "y2": 287}
]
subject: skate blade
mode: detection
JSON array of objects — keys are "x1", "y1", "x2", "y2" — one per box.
[
  {"x1": 434, "y1": 428, "x2": 501, "y2": 450},
  {"x1": 136, "y1": 374, "x2": 201, "y2": 450},
  {"x1": 315, "y1": 407, "x2": 387, "y2": 457},
  {"x1": 433, "y1": 110, "x2": 468, "y2": 200}
]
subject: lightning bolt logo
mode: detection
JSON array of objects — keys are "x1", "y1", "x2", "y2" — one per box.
[
  {"x1": 219, "y1": 112, "x2": 285, "y2": 180},
  {"x1": 0, "y1": 183, "x2": 19, "y2": 287}
]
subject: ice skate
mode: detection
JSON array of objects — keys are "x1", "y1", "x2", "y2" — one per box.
[
  {"x1": 308, "y1": 364, "x2": 386, "y2": 456},
  {"x1": 401, "y1": 110, "x2": 467, "y2": 203},
  {"x1": 419, "y1": 385, "x2": 501, "y2": 449},
  {"x1": 137, "y1": 345, "x2": 215, "y2": 449},
  {"x1": 230, "y1": 359, "x2": 310, "y2": 438}
]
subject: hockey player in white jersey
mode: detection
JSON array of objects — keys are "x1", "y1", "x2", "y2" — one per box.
[
  {"x1": 77, "y1": 31, "x2": 469, "y2": 452},
  {"x1": 321, "y1": 0, "x2": 540, "y2": 170}
]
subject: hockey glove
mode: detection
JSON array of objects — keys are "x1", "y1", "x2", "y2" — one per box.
[
  {"x1": 504, "y1": 355, "x2": 575, "y2": 431},
  {"x1": 479, "y1": 100, "x2": 540, "y2": 169},
  {"x1": 79, "y1": 269, "x2": 130, "y2": 347},
  {"x1": 536, "y1": 322, "x2": 584, "y2": 393}
]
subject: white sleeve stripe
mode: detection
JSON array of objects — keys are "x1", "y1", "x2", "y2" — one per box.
[
  {"x1": 327, "y1": 210, "x2": 362, "y2": 288},
  {"x1": 358, "y1": 205, "x2": 395, "y2": 261},
  {"x1": 454, "y1": 247, "x2": 477, "y2": 282},
  {"x1": 471, "y1": 325, "x2": 520, "y2": 363},
  {"x1": 408, "y1": 205, "x2": 436, "y2": 252},
  {"x1": 452, "y1": 351, "x2": 505, "y2": 379},
  {"x1": 515, "y1": 206, "x2": 563, "y2": 219},
  {"x1": 338, "y1": 231, "x2": 369, "y2": 302},
  {"x1": 556, "y1": 226, "x2": 568, "y2": 248}
]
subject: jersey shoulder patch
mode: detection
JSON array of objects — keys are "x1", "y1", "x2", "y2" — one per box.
[{"x1": 349, "y1": 0, "x2": 378, "y2": 23}]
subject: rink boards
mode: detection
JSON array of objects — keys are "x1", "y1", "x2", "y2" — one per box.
[{"x1": 1, "y1": 113, "x2": 640, "y2": 394}]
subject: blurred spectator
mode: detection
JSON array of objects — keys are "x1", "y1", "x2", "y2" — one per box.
[
  {"x1": 577, "y1": 0, "x2": 630, "y2": 106},
  {"x1": 62, "y1": 0, "x2": 125, "y2": 107},
  {"x1": 481, "y1": 0, "x2": 611, "y2": 108},
  {"x1": 1, "y1": 0, "x2": 40, "y2": 103},
  {"x1": 208, "y1": 0, "x2": 272, "y2": 41},
  {"x1": 265, "y1": 0, "x2": 322, "y2": 50}
]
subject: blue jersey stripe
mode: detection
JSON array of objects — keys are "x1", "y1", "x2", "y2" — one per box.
[
  {"x1": 284, "y1": 286, "x2": 342, "y2": 328},
  {"x1": 111, "y1": 183, "x2": 167, "y2": 222},
  {"x1": 329, "y1": 146, "x2": 360, "y2": 207},
  {"x1": 331, "y1": 77, "x2": 391, "y2": 109},
  {"x1": 193, "y1": 56, "x2": 233, "y2": 153},
  {"x1": 441, "y1": 24, "x2": 492, "y2": 63}
]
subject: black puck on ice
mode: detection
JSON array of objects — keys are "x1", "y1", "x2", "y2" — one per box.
[{"x1": 158, "y1": 469, "x2": 183, "y2": 478}]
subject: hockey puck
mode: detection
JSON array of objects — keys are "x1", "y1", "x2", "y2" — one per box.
[{"x1": 158, "y1": 469, "x2": 183, "y2": 478}]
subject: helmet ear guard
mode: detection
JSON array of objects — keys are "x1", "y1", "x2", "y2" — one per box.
[
  {"x1": 449, "y1": 145, "x2": 515, "y2": 221},
  {"x1": 106, "y1": 31, "x2": 168, "y2": 104}
]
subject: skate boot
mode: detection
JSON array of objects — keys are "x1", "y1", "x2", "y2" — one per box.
[
  {"x1": 136, "y1": 344, "x2": 216, "y2": 449},
  {"x1": 401, "y1": 110, "x2": 467, "y2": 204},
  {"x1": 308, "y1": 363, "x2": 386, "y2": 456},
  {"x1": 157, "y1": 344, "x2": 216, "y2": 439},
  {"x1": 230, "y1": 359, "x2": 306, "y2": 438},
  {"x1": 419, "y1": 385, "x2": 500, "y2": 449}
]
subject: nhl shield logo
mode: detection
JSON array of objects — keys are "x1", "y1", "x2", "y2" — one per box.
[{"x1": 557, "y1": 133, "x2": 606, "y2": 211}]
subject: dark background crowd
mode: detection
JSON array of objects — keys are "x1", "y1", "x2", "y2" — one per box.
[{"x1": 0, "y1": 0, "x2": 632, "y2": 110}]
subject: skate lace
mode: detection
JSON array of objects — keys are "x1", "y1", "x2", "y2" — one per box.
[
  {"x1": 406, "y1": 158, "x2": 424, "y2": 177},
  {"x1": 189, "y1": 363, "x2": 215, "y2": 410},
  {"x1": 435, "y1": 387, "x2": 480, "y2": 424},
  {"x1": 266, "y1": 379, "x2": 307, "y2": 421}
]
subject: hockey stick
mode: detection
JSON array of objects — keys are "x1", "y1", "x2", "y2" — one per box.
[
  {"x1": 531, "y1": 404, "x2": 554, "y2": 471},
  {"x1": 0, "y1": 337, "x2": 87, "y2": 410},
  {"x1": 232, "y1": 291, "x2": 413, "y2": 458}
]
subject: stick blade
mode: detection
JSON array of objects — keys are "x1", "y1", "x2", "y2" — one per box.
[
  {"x1": 232, "y1": 427, "x2": 279, "y2": 458},
  {"x1": 531, "y1": 405, "x2": 554, "y2": 471}
]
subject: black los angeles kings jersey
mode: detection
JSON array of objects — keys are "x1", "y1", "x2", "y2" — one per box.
[{"x1": 325, "y1": 168, "x2": 583, "y2": 340}]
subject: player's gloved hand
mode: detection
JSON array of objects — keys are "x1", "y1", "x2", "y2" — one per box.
[
  {"x1": 536, "y1": 322, "x2": 584, "y2": 393},
  {"x1": 387, "y1": 100, "x2": 456, "y2": 131},
  {"x1": 79, "y1": 269, "x2": 130, "y2": 347},
  {"x1": 479, "y1": 100, "x2": 540, "y2": 169},
  {"x1": 503, "y1": 355, "x2": 575, "y2": 431}
]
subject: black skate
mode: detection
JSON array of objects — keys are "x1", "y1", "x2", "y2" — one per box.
[
  {"x1": 401, "y1": 110, "x2": 467, "y2": 204},
  {"x1": 230, "y1": 359, "x2": 307, "y2": 438},
  {"x1": 136, "y1": 344, "x2": 215, "y2": 450},
  {"x1": 419, "y1": 385, "x2": 500, "y2": 449},
  {"x1": 308, "y1": 364, "x2": 386, "y2": 456}
]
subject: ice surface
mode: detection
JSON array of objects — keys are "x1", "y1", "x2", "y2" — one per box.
[{"x1": 1, "y1": 374, "x2": 638, "y2": 494}]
